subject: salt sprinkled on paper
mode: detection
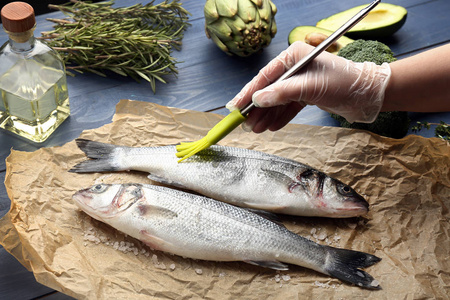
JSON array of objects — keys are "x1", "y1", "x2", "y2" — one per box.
[
  {"x1": 309, "y1": 227, "x2": 342, "y2": 246},
  {"x1": 313, "y1": 280, "x2": 340, "y2": 289},
  {"x1": 82, "y1": 222, "x2": 153, "y2": 258},
  {"x1": 273, "y1": 273, "x2": 291, "y2": 284}
]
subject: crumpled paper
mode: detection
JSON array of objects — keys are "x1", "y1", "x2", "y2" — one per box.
[{"x1": 1, "y1": 100, "x2": 449, "y2": 299}]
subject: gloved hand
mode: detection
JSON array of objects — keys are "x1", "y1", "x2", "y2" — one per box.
[{"x1": 226, "y1": 41, "x2": 392, "y2": 133}]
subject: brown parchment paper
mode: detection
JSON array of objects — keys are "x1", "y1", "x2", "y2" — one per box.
[{"x1": 1, "y1": 100, "x2": 449, "y2": 299}]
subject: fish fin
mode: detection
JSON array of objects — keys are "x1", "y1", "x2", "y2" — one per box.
[
  {"x1": 147, "y1": 174, "x2": 186, "y2": 189},
  {"x1": 140, "y1": 230, "x2": 174, "y2": 252},
  {"x1": 245, "y1": 260, "x2": 289, "y2": 271},
  {"x1": 244, "y1": 208, "x2": 286, "y2": 228},
  {"x1": 324, "y1": 245, "x2": 382, "y2": 289},
  {"x1": 75, "y1": 139, "x2": 117, "y2": 159},
  {"x1": 69, "y1": 159, "x2": 119, "y2": 173},
  {"x1": 69, "y1": 139, "x2": 121, "y2": 173},
  {"x1": 136, "y1": 203, "x2": 178, "y2": 219}
]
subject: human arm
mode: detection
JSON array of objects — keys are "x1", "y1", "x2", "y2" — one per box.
[
  {"x1": 382, "y1": 44, "x2": 450, "y2": 112},
  {"x1": 227, "y1": 42, "x2": 450, "y2": 133}
]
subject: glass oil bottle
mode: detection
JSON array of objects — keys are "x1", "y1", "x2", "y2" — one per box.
[{"x1": 0, "y1": 1, "x2": 70, "y2": 143}]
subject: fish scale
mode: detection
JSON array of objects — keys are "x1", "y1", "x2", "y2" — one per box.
[
  {"x1": 70, "y1": 139, "x2": 370, "y2": 218},
  {"x1": 73, "y1": 183, "x2": 381, "y2": 289}
]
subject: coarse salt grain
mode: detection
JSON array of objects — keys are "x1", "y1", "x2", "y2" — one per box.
[
  {"x1": 347, "y1": 223, "x2": 357, "y2": 229},
  {"x1": 151, "y1": 254, "x2": 167, "y2": 270},
  {"x1": 316, "y1": 231, "x2": 327, "y2": 241},
  {"x1": 113, "y1": 241, "x2": 119, "y2": 250},
  {"x1": 195, "y1": 269, "x2": 203, "y2": 275},
  {"x1": 313, "y1": 280, "x2": 339, "y2": 289},
  {"x1": 151, "y1": 254, "x2": 158, "y2": 264}
]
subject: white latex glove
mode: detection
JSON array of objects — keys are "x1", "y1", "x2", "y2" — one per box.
[{"x1": 226, "y1": 41, "x2": 391, "y2": 133}]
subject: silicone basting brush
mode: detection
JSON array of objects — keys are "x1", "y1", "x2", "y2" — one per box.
[{"x1": 176, "y1": 0, "x2": 381, "y2": 162}]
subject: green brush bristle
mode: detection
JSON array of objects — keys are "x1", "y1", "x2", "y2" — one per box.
[
  {"x1": 176, "y1": 138, "x2": 209, "y2": 162},
  {"x1": 176, "y1": 110, "x2": 247, "y2": 162},
  {"x1": 176, "y1": 140, "x2": 201, "y2": 153}
]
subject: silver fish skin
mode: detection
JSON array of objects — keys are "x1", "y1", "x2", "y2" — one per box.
[
  {"x1": 70, "y1": 139, "x2": 369, "y2": 218},
  {"x1": 72, "y1": 183, "x2": 381, "y2": 289}
]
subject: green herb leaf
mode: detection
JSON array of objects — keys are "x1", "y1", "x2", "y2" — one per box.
[{"x1": 40, "y1": 0, "x2": 191, "y2": 92}]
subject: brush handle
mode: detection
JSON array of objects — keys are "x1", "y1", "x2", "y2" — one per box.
[{"x1": 239, "y1": 0, "x2": 381, "y2": 117}]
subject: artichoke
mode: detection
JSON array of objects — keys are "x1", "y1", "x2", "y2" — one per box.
[{"x1": 204, "y1": 0, "x2": 277, "y2": 57}]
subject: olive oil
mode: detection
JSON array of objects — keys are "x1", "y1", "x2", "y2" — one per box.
[
  {"x1": 0, "y1": 58, "x2": 70, "y2": 142},
  {"x1": 0, "y1": 2, "x2": 70, "y2": 143}
]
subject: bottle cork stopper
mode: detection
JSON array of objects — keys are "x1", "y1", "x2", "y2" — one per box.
[{"x1": 1, "y1": 2, "x2": 36, "y2": 33}]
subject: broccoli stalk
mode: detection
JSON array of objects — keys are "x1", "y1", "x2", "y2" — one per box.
[{"x1": 331, "y1": 40, "x2": 410, "y2": 139}]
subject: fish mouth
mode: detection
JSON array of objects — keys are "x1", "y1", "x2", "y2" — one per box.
[
  {"x1": 72, "y1": 189, "x2": 110, "y2": 221},
  {"x1": 334, "y1": 198, "x2": 369, "y2": 217},
  {"x1": 72, "y1": 189, "x2": 93, "y2": 204},
  {"x1": 349, "y1": 194, "x2": 369, "y2": 210}
]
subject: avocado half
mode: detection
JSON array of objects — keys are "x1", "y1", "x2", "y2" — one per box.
[
  {"x1": 288, "y1": 26, "x2": 354, "y2": 54},
  {"x1": 316, "y1": 3, "x2": 407, "y2": 39}
]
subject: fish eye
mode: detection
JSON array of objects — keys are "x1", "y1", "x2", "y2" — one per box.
[
  {"x1": 90, "y1": 184, "x2": 108, "y2": 193},
  {"x1": 336, "y1": 183, "x2": 354, "y2": 196}
]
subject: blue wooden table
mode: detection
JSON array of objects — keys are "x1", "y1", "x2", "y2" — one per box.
[{"x1": 0, "y1": 0, "x2": 449, "y2": 299}]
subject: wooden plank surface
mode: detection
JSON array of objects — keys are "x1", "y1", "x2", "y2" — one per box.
[
  {"x1": 1, "y1": 0, "x2": 449, "y2": 169},
  {"x1": 0, "y1": 0, "x2": 449, "y2": 299}
]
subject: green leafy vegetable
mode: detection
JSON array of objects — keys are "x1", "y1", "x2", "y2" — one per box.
[
  {"x1": 40, "y1": 0, "x2": 190, "y2": 92},
  {"x1": 411, "y1": 121, "x2": 450, "y2": 141},
  {"x1": 204, "y1": 0, "x2": 277, "y2": 57},
  {"x1": 331, "y1": 111, "x2": 410, "y2": 139},
  {"x1": 331, "y1": 39, "x2": 410, "y2": 138},
  {"x1": 336, "y1": 39, "x2": 397, "y2": 64}
]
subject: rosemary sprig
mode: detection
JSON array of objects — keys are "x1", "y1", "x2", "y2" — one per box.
[{"x1": 40, "y1": 0, "x2": 190, "y2": 92}]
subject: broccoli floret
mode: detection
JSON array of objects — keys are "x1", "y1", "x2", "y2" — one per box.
[
  {"x1": 337, "y1": 39, "x2": 397, "y2": 65},
  {"x1": 331, "y1": 39, "x2": 410, "y2": 139},
  {"x1": 331, "y1": 111, "x2": 410, "y2": 139}
]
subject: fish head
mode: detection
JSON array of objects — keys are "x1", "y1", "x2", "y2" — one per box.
[
  {"x1": 72, "y1": 183, "x2": 143, "y2": 220},
  {"x1": 294, "y1": 170, "x2": 369, "y2": 218},
  {"x1": 320, "y1": 177, "x2": 369, "y2": 218}
]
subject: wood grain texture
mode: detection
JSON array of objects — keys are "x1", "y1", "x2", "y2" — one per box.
[{"x1": 0, "y1": 0, "x2": 449, "y2": 299}]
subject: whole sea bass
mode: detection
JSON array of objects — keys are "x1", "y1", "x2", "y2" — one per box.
[
  {"x1": 72, "y1": 183, "x2": 381, "y2": 289},
  {"x1": 70, "y1": 139, "x2": 369, "y2": 218}
]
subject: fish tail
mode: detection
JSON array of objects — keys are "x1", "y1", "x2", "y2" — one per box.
[
  {"x1": 69, "y1": 139, "x2": 122, "y2": 173},
  {"x1": 324, "y1": 245, "x2": 381, "y2": 289}
]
